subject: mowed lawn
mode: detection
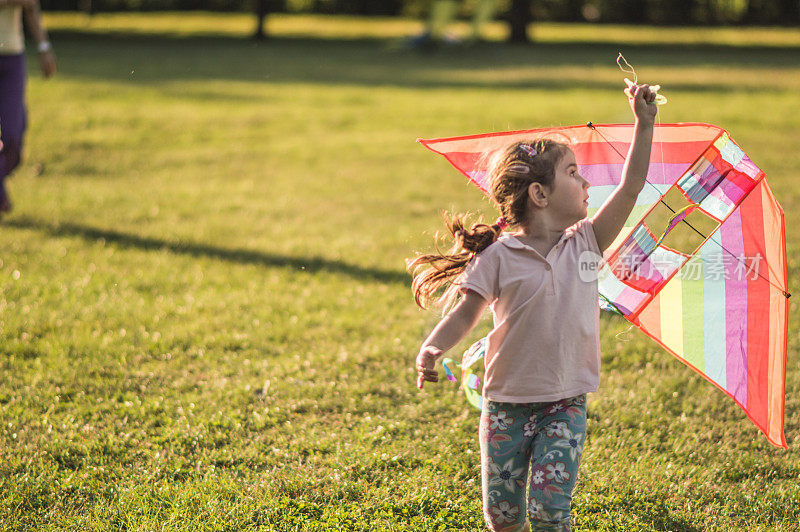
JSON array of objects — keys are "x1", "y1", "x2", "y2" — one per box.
[{"x1": 1, "y1": 12, "x2": 800, "y2": 531}]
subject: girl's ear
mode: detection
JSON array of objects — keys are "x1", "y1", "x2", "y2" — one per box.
[{"x1": 528, "y1": 182, "x2": 548, "y2": 208}]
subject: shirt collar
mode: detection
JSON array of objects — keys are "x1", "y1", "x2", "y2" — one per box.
[{"x1": 497, "y1": 230, "x2": 574, "y2": 251}]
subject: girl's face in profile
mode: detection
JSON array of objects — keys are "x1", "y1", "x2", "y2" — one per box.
[{"x1": 547, "y1": 149, "x2": 591, "y2": 225}]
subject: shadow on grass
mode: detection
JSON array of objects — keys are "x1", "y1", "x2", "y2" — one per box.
[
  {"x1": 6, "y1": 216, "x2": 410, "y2": 286},
  {"x1": 47, "y1": 29, "x2": 800, "y2": 92},
  {"x1": 632, "y1": 510, "x2": 701, "y2": 532},
  {"x1": 622, "y1": 514, "x2": 702, "y2": 532},
  {"x1": 580, "y1": 490, "x2": 703, "y2": 532}
]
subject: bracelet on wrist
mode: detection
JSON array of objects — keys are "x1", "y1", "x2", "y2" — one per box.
[{"x1": 37, "y1": 41, "x2": 52, "y2": 53}]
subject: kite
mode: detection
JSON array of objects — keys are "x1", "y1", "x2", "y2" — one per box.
[
  {"x1": 442, "y1": 337, "x2": 487, "y2": 410},
  {"x1": 419, "y1": 122, "x2": 789, "y2": 448}
]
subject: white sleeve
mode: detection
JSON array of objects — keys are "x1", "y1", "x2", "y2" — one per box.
[{"x1": 458, "y1": 249, "x2": 499, "y2": 303}]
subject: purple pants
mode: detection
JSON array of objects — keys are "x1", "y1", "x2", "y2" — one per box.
[{"x1": 0, "y1": 53, "x2": 27, "y2": 200}]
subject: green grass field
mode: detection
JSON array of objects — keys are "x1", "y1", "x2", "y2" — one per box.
[{"x1": 1, "y1": 12, "x2": 799, "y2": 531}]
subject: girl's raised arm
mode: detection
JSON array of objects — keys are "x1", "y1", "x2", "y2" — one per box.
[
  {"x1": 591, "y1": 84, "x2": 657, "y2": 252},
  {"x1": 416, "y1": 289, "x2": 488, "y2": 389}
]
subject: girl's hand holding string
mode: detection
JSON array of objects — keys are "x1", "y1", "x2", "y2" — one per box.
[
  {"x1": 416, "y1": 346, "x2": 443, "y2": 389},
  {"x1": 628, "y1": 83, "x2": 658, "y2": 125}
]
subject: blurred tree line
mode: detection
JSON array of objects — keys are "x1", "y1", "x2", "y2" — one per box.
[{"x1": 42, "y1": 0, "x2": 800, "y2": 25}]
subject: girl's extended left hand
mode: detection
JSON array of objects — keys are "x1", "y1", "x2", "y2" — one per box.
[
  {"x1": 415, "y1": 345, "x2": 443, "y2": 389},
  {"x1": 629, "y1": 83, "x2": 657, "y2": 124}
]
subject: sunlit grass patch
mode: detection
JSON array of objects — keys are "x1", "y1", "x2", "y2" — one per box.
[{"x1": 1, "y1": 12, "x2": 798, "y2": 530}]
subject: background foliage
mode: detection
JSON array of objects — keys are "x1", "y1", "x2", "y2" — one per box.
[{"x1": 39, "y1": 0, "x2": 800, "y2": 25}]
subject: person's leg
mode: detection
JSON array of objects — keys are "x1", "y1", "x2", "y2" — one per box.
[
  {"x1": 480, "y1": 400, "x2": 535, "y2": 532},
  {"x1": 0, "y1": 53, "x2": 28, "y2": 214},
  {"x1": 526, "y1": 395, "x2": 587, "y2": 531},
  {"x1": 470, "y1": 0, "x2": 499, "y2": 41},
  {"x1": 406, "y1": 0, "x2": 458, "y2": 49},
  {"x1": 429, "y1": 0, "x2": 459, "y2": 40}
]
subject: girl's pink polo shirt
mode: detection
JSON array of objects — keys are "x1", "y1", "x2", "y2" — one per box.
[{"x1": 459, "y1": 219, "x2": 602, "y2": 403}]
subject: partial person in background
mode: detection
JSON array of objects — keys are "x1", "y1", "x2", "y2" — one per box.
[
  {"x1": 0, "y1": 0, "x2": 56, "y2": 217},
  {"x1": 408, "y1": 0, "x2": 498, "y2": 49}
]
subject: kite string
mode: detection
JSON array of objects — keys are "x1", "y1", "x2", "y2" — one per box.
[
  {"x1": 604, "y1": 56, "x2": 788, "y2": 297},
  {"x1": 657, "y1": 82, "x2": 667, "y2": 229},
  {"x1": 616, "y1": 52, "x2": 638, "y2": 84},
  {"x1": 647, "y1": 84, "x2": 787, "y2": 298},
  {"x1": 615, "y1": 324, "x2": 636, "y2": 342},
  {"x1": 617, "y1": 52, "x2": 667, "y2": 105},
  {"x1": 588, "y1": 125, "x2": 790, "y2": 299}
]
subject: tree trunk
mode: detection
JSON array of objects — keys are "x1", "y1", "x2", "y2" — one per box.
[
  {"x1": 564, "y1": 0, "x2": 583, "y2": 22},
  {"x1": 778, "y1": 0, "x2": 800, "y2": 24},
  {"x1": 744, "y1": 0, "x2": 763, "y2": 23},
  {"x1": 663, "y1": 0, "x2": 693, "y2": 25},
  {"x1": 254, "y1": 0, "x2": 268, "y2": 40},
  {"x1": 619, "y1": 0, "x2": 647, "y2": 23},
  {"x1": 507, "y1": 0, "x2": 533, "y2": 43},
  {"x1": 78, "y1": 0, "x2": 94, "y2": 15}
]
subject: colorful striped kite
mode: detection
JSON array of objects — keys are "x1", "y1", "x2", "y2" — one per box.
[{"x1": 419, "y1": 123, "x2": 789, "y2": 448}]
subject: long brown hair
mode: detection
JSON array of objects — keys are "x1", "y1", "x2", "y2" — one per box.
[{"x1": 408, "y1": 138, "x2": 569, "y2": 310}]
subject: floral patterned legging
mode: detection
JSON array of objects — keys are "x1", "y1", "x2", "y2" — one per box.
[{"x1": 479, "y1": 395, "x2": 587, "y2": 532}]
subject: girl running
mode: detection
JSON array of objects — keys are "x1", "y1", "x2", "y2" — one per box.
[{"x1": 409, "y1": 84, "x2": 657, "y2": 531}]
